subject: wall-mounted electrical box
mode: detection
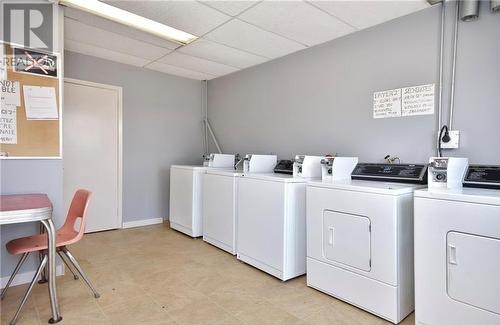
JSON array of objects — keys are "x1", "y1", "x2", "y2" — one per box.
[{"x1": 441, "y1": 130, "x2": 460, "y2": 149}]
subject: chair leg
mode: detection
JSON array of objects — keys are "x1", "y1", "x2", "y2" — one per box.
[
  {"x1": 10, "y1": 254, "x2": 47, "y2": 325},
  {"x1": 57, "y1": 250, "x2": 79, "y2": 280},
  {"x1": 61, "y1": 248, "x2": 100, "y2": 298},
  {"x1": 1, "y1": 252, "x2": 29, "y2": 300}
]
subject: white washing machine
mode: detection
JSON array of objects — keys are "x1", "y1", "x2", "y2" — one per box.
[
  {"x1": 203, "y1": 169, "x2": 242, "y2": 254},
  {"x1": 169, "y1": 154, "x2": 235, "y2": 237},
  {"x1": 202, "y1": 155, "x2": 277, "y2": 255},
  {"x1": 237, "y1": 173, "x2": 308, "y2": 281},
  {"x1": 307, "y1": 163, "x2": 428, "y2": 324},
  {"x1": 414, "y1": 165, "x2": 500, "y2": 325}
]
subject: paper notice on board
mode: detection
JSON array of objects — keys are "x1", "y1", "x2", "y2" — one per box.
[
  {"x1": 0, "y1": 105, "x2": 17, "y2": 144},
  {"x1": 23, "y1": 85, "x2": 58, "y2": 120},
  {"x1": 373, "y1": 88, "x2": 401, "y2": 119},
  {"x1": 402, "y1": 84, "x2": 435, "y2": 116},
  {"x1": 1, "y1": 80, "x2": 21, "y2": 106}
]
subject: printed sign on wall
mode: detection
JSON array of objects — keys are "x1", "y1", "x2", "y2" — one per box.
[
  {"x1": 13, "y1": 48, "x2": 58, "y2": 78},
  {"x1": 373, "y1": 83, "x2": 435, "y2": 119},
  {"x1": 402, "y1": 84, "x2": 435, "y2": 116},
  {"x1": 373, "y1": 88, "x2": 402, "y2": 119},
  {"x1": 1, "y1": 80, "x2": 20, "y2": 106},
  {"x1": 0, "y1": 105, "x2": 17, "y2": 144}
]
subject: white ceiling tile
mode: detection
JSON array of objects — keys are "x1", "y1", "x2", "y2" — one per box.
[
  {"x1": 205, "y1": 19, "x2": 305, "y2": 59},
  {"x1": 145, "y1": 62, "x2": 216, "y2": 80},
  {"x1": 178, "y1": 38, "x2": 268, "y2": 69},
  {"x1": 199, "y1": 1, "x2": 259, "y2": 16},
  {"x1": 65, "y1": 39, "x2": 150, "y2": 67},
  {"x1": 104, "y1": 0, "x2": 231, "y2": 36},
  {"x1": 158, "y1": 51, "x2": 239, "y2": 76},
  {"x1": 309, "y1": 0, "x2": 430, "y2": 30},
  {"x1": 239, "y1": 1, "x2": 355, "y2": 46},
  {"x1": 64, "y1": 8, "x2": 179, "y2": 50},
  {"x1": 65, "y1": 18, "x2": 172, "y2": 60}
]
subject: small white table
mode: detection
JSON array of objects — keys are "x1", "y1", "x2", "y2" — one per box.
[{"x1": 0, "y1": 194, "x2": 62, "y2": 323}]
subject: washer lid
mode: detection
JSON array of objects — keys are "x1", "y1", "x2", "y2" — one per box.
[
  {"x1": 415, "y1": 187, "x2": 500, "y2": 205},
  {"x1": 239, "y1": 173, "x2": 315, "y2": 183},
  {"x1": 171, "y1": 165, "x2": 233, "y2": 171},
  {"x1": 205, "y1": 169, "x2": 243, "y2": 177},
  {"x1": 307, "y1": 179, "x2": 424, "y2": 195}
]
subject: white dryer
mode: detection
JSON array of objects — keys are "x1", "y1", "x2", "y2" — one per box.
[
  {"x1": 306, "y1": 163, "x2": 428, "y2": 324},
  {"x1": 414, "y1": 165, "x2": 500, "y2": 325},
  {"x1": 202, "y1": 154, "x2": 277, "y2": 255},
  {"x1": 169, "y1": 154, "x2": 235, "y2": 237},
  {"x1": 237, "y1": 173, "x2": 308, "y2": 281}
]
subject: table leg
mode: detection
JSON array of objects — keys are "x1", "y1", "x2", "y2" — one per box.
[
  {"x1": 40, "y1": 219, "x2": 62, "y2": 323},
  {"x1": 38, "y1": 223, "x2": 48, "y2": 284}
]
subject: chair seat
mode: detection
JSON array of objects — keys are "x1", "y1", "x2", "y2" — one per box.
[{"x1": 6, "y1": 231, "x2": 79, "y2": 255}]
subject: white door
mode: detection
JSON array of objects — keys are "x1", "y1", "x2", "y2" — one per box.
[
  {"x1": 323, "y1": 210, "x2": 371, "y2": 271},
  {"x1": 63, "y1": 80, "x2": 121, "y2": 233},
  {"x1": 447, "y1": 231, "x2": 500, "y2": 315}
]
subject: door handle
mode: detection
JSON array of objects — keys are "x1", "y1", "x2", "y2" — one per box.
[
  {"x1": 328, "y1": 227, "x2": 334, "y2": 246},
  {"x1": 448, "y1": 244, "x2": 457, "y2": 265}
]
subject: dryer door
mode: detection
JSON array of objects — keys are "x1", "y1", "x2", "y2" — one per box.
[
  {"x1": 323, "y1": 210, "x2": 371, "y2": 271},
  {"x1": 447, "y1": 231, "x2": 500, "y2": 315}
]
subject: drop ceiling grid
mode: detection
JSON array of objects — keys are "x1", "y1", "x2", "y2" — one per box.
[{"x1": 64, "y1": 0, "x2": 431, "y2": 80}]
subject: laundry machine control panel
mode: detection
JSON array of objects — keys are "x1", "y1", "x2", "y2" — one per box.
[
  {"x1": 463, "y1": 165, "x2": 500, "y2": 189},
  {"x1": 351, "y1": 163, "x2": 428, "y2": 184}
]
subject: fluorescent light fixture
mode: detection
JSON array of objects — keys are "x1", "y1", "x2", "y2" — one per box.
[{"x1": 58, "y1": 0, "x2": 198, "y2": 45}]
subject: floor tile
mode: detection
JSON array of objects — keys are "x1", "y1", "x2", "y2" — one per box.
[{"x1": 2, "y1": 223, "x2": 410, "y2": 325}]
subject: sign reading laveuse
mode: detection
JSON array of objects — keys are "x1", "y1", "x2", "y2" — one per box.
[
  {"x1": 402, "y1": 84, "x2": 435, "y2": 116},
  {"x1": 373, "y1": 83, "x2": 435, "y2": 119},
  {"x1": 373, "y1": 88, "x2": 401, "y2": 119}
]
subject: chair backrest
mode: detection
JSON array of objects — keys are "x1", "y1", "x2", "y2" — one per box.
[{"x1": 60, "y1": 189, "x2": 92, "y2": 242}]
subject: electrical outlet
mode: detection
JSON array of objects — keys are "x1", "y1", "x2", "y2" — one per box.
[{"x1": 441, "y1": 130, "x2": 460, "y2": 149}]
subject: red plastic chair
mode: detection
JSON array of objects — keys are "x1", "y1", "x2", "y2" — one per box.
[{"x1": 1, "y1": 189, "x2": 100, "y2": 324}]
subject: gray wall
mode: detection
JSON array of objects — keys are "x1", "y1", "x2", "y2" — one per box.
[
  {"x1": 64, "y1": 51, "x2": 203, "y2": 222},
  {"x1": 207, "y1": 4, "x2": 500, "y2": 165},
  {"x1": 1, "y1": 160, "x2": 64, "y2": 277}
]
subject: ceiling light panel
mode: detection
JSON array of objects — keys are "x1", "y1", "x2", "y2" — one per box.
[
  {"x1": 178, "y1": 38, "x2": 268, "y2": 69},
  {"x1": 205, "y1": 19, "x2": 305, "y2": 59},
  {"x1": 309, "y1": 0, "x2": 430, "y2": 30},
  {"x1": 239, "y1": 1, "x2": 355, "y2": 46},
  {"x1": 104, "y1": 0, "x2": 231, "y2": 36},
  {"x1": 59, "y1": 0, "x2": 197, "y2": 45}
]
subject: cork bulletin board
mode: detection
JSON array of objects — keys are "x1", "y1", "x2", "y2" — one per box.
[{"x1": 0, "y1": 43, "x2": 61, "y2": 158}]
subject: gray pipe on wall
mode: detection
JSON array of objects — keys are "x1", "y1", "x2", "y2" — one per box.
[{"x1": 492, "y1": 0, "x2": 500, "y2": 12}]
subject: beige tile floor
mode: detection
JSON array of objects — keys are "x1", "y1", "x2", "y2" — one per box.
[{"x1": 1, "y1": 223, "x2": 415, "y2": 325}]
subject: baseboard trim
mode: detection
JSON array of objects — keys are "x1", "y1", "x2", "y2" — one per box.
[
  {"x1": 122, "y1": 217, "x2": 164, "y2": 229},
  {"x1": 1, "y1": 265, "x2": 65, "y2": 289}
]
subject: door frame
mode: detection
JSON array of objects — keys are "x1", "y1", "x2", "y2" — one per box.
[{"x1": 64, "y1": 77, "x2": 123, "y2": 229}]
